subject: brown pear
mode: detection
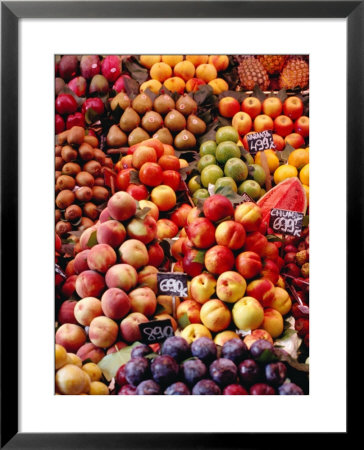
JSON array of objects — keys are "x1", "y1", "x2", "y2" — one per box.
[
  {"x1": 164, "y1": 109, "x2": 186, "y2": 132},
  {"x1": 132, "y1": 92, "x2": 153, "y2": 115},
  {"x1": 174, "y1": 129, "x2": 197, "y2": 149},
  {"x1": 107, "y1": 125, "x2": 128, "y2": 147},
  {"x1": 119, "y1": 107, "x2": 140, "y2": 132},
  {"x1": 176, "y1": 94, "x2": 198, "y2": 116},
  {"x1": 187, "y1": 114, "x2": 207, "y2": 135},
  {"x1": 141, "y1": 111, "x2": 164, "y2": 133},
  {"x1": 128, "y1": 127, "x2": 150, "y2": 147},
  {"x1": 153, "y1": 94, "x2": 175, "y2": 115},
  {"x1": 152, "y1": 127, "x2": 174, "y2": 145},
  {"x1": 111, "y1": 92, "x2": 131, "y2": 111}
]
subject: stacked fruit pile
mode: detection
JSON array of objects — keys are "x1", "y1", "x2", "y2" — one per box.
[{"x1": 55, "y1": 54, "x2": 309, "y2": 395}]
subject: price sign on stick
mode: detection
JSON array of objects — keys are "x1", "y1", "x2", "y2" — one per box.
[
  {"x1": 157, "y1": 273, "x2": 188, "y2": 298},
  {"x1": 139, "y1": 319, "x2": 174, "y2": 344},
  {"x1": 240, "y1": 192, "x2": 255, "y2": 203},
  {"x1": 246, "y1": 130, "x2": 274, "y2": 156},
  {"x1": 269, "y1": 208, "x2": 304, "y2": 237}
]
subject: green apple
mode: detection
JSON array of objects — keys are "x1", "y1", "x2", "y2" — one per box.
[
  {"x1": 198, "y1": 154, "x2": 217, "y2": 172},
  {"x1": 193, "y1": 188, "x2": 209, "y2": 204},
  {"x1": 215, "y1": 176, "x2": 238, "y2": 193},
  {"x1": 200, "y1": 164, "x2": 224, "y2": 187},
  {"x1": 248, "y1": 164, "x2": 266, "y2": 186},
  {"x1": 188, "y1": 175, "x2": 202, "y2": 194},
  {"x1": 237, "y1": 179, "x2": 261, "y2": 200},
  {"x1": 224, "y1": 158, "x2": 248, "y2": 183},
  {"x1": 215, "y1": 141, "x2": 241, "y2": 165},
  {"x1": 215, "y1": 126, "x2": 239, "y2": 144},
  {"x1": 199, "y1": 140, "x2": 217, "y2": 156}
]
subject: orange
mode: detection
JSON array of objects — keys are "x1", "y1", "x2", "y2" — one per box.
[
  {"x1": 299, "y1": 163, "x2": 309, "y2": 185},
  {"x1": 287, "y1": 148, "x2": 309, "y2": 169},
  {"x1": 273, "y1": 164, "x2": 298, "y2": 184},
  {"x1": 254, "y1": 149, "x2": 280, "y2": 173}
]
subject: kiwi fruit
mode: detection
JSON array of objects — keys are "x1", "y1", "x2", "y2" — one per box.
[
  {"x1": 141, "y1": 111, "x2": 164, "y2": 133},
  {"x1": 61, "y1": 145, "x2": 78, "y2": 162},
  {"x1": 56, "y1": 175, "x2": 76, "y2": 191},
  {"x1": 92, "y1": 186, "x2": 109, "y2": 204},
  {"x1": 56, "y1": 130, "x2": 70, "y2": 145},
  {"x1": 56, "y1": 220, "x2": 72, "y2": 236},
  {"x1": 56, "y1": 190, "x2": 75, "y2": 209},
  {"x1": 64, "y1": 204, "x2": 82, "y2": 222},
  {"x1": 83, "y1": 135, "x2": 98, "y2": 147},
  {"x1": 67, "y1": 126, "x2": 84, "y2": 146},
  {"x1": 153, "y1": 94, "x2": 175, "y2": 114},
  {"x1": 93, "y1": 149, "x2": 106, "y2": 165},
  {"x1": 55, "y1": 171, "x2": 62, "y2": 181},
  {"x1": 55, "y1": 156, "x2": 65, "y2": 171},
  {"x1": 75, "y1": 186, "x2": 93, "y2": 202},
  {"x1": 83, "y1": 160, "x2": 102, "y2": 177},
  {"x1": 55, "y1": 209, "x2": 62, "y2": 223},
  {"x1": 62, "y1": 162, "x2": 81, "y2": 177},
  {"x1": 75, "y1": 171, "x2": 95, "y2": 187},
  {"x1": 78, "y1": 142, "x2": 95, "y2": 161},
  {"x1": 94, "y1": 177, "x2": 106, "y2": 187},
  {"x1": 104, "y1": 158, "x2": 114, "y2": 169},
  {"x1": 55, "y1": 145, "x2": 62, "y2": 156}
]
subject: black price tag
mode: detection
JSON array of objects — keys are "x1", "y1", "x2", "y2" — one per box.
[
  {"x1": 269, "y1": 208, "x2": 304, "y2": 237},
  {"x1": 157, "y1": 272, "x2": 188, "y2": 297},
  {"x1": 139, "y1": 319, "x2": 174, "y2": 344},
  {"x1": 247, "y1": 130, "x2": 274, "y2": 156},
  {"x1": 240, "y1": 192, "x2": 255, "y2": 203}
]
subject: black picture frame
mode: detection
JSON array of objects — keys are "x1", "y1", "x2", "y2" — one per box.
[{"x1": 1, "y1": 1, "x2": 358, "y2": 448}]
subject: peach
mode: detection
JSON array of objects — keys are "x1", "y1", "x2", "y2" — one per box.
[
  {"x1": 154, "y1": 313, "x2": 178, "y2": 332},
  {"x1": 261, "y1": 241, "x2": 279, "y2": 261},
  {"x1": 190, "y1": 272, "x2": 217, "y2": 304},
  {"x1": 262, "y1": 307, "x2": 284, "y2": 338},
  {"x1": 120, "y1": 312, "x2": 149, "y2": 343},
  {"x1": 150, "y1": 62, "x2": 172, "y2": 82},
  {"x1": 163, "y1": 77, "x2": 185, "y2": 94},
  {"x1": 182, "y1": 248, "x2": 204, "y2": 277},
  {"x1": 216, "y1": 271, "x2": 247, "y2": 303},
  {"x1": 235, "y1": 251, "x2": 262, "y2": 279},
  {"x1": 96, "y1": 220, "x2": 126, "y2": 248},
  {"x1": 195, "y1": 63, "x2": 218, "y2": 82},
  {"x1": 139, "y1": 79, "x2": 162, "y2": 95},
  {"x1": 104, "y1": 263, "x2": 138, "y2": 292},
  {"x1": 74, "y1": 297, "x2": 103, "y2": 326},
  {"x1": 246, "y1": 278, "x2": 275, "y2": 307},
  {"x1": 139, "y1": 55, "x2": 161, "y2": 69},
  {"x1": 215, "y1": 220, "x2": 246, "y2": 250},
  {"x1": 208, "y1": 78, "x2": 229, "y2": 94},
  {"x1": 200, "y1": 299, "x2": 231, "y2": 332},
  {"x1": 234, "y1": 202, "x2": 262, "y2": 232},
  {"x1": 126, "y1": 215, "x2": 157, "y2": 244},
  {"x1": 161, "y1": 55, "x2": 184, "y2": 67},
  {"x1": 75, "y1": 270, "x2": 105, "y2": 299},
  {"x1": 276, "y1": 275, "x2": 285, "y2": 289},
  {"x1": 79, "y1": 225, "x2": 98, "y2": 250},
  {"x1": 173, "y1": 259, "x2": 184, "y2": 271},
  {"x1": 180, "y1": 323, "x2": 212, "y2": 344},
  {"x1": 208, "y1": 55, "x2": 229, "y2": 71},
  {"x1": 176, "y1": 299, "x2": 201, "y2": 325},
  {"x1": 261, "y1": 259, "x2": 280, "y2": 284},
  {"x1": 89, "y1": 381, "x2": 109, "y2": 395},
  {"x1": 150, "y1": 185, "x2": 176, "y2": 212},
  {"x1": 107, "y1": 191, "x2": 137, "y2": 222},
  {"x1": 204, "y1": 245, "x2": 235, "y2": 275},
  {"x1": 268, "y1": 287, "x2": 292, "y2": 315},
  {"x1": 203, "y1": 194, "x2": 234, "y2": 223},
  {"x1": 171, "y1": 237, "x2": 187, "y2": 261},
  {"x1": 86, "y1": 243, "x2": 117, "y2": 273},
  {"x1": 132, "y1": 145, "x2": 157, "y2": 169},
  {"x1": 232, "y1": 297, "x2": 264, "y2": 331},
  {"x1": 243, "y1": 329, "x2": 273, "y2": 349},
  {"x1": 55, "y1": 344, "x2": 68, "y2": 370},
  {"x1": 243, "y1": 231, "x2": 268, "y2": 256},
  {"x1": 76, "y1": 342, "x2": 105, "y2": 363},
  {"x1": 61, "y1": 274, "x2": 77, "y2": 298},
  {"x1": 55, "y1": 323, "x2": 87, "y2": 353},
  {"x1": 138, "y1": 265, "x2": 158, "y2": 293},
  {"x1": 170, "y1": 204, "x2": 192, "y2": 228},
  {"x1": 157, "y1": 295, "x2": 181, "y2": 316},
  {"x1": 174, "y1": 60, "x2": 195, "y2": 81},
  {"x1": 57, "y1": 300, "x2": 78, "y2": 325},
  {"x1": 185, "y1": 55, "x2": 209, "y2": 67},
  {"x1": 118, "y1": 239, "x2": 149, "y2": 269},
  {"x1": 156, "y1": 218, "x2": 179, "y2": 240},
  {"x1": 129, "y1": 287, "x2": 157, "y2": 317},
  {"x1": 73, "y1": 249, "x2": 90, "y2": 274},
  {"x1": 89, "y1": 316, "x2": 119, "y2": 348},
  {"x1": 55, "y1": 364, "x2": 90, "y2": 395},
  {"x1": 101, "y1": 287, "x2": 131, "y2": 320},
  {"x1": 147, "y1": 241, "x2": 165, "y2": 267},
  {"x1": 185, "y1": 77, "x2": 206, "y2": 92},
  {"x1": 138, "y1": 199, "x2": 159, "y2": 221},
  {"x1": 186, "y1": 217, "x2": 216, "y2": 249},
  {"x1": 99, "y1": 208, "x2": 112, "y2": 223},
  {"x1": 214, "y1": 330, "x2": 240, "y2": 347},
  {"x1": 106, "y1": 341, "x2": 128, "y2": 355}
]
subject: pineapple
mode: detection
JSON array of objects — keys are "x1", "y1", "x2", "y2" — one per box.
[
  {"x1": 257, "y1": 55, "x2": 287, "y2": 74},
  {"x1": 279, "y1": 56, "x2": 309, "y2": 90},
  {"x1": 237, "y1": 56, "x2": 269, "y2": 91}
]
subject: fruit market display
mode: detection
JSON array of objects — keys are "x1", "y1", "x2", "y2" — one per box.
[{"x1": 55, "y1": 54, "x2": 309, "y2": 395}]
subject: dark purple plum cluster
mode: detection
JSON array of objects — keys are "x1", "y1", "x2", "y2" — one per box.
[{"x1": 114, "y1": 337, "x2": 305, "y2": 395}]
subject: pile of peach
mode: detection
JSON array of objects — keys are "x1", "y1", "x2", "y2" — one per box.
[
  {"x1": 55, "y1": 126, "x2": 114, "y2": 236},
  {"x1": 138, "y1": 55, "x2": 230, "y2": 95},
  {"x1": 170, "y1": 194, "x2": 293, "y2": 344}
]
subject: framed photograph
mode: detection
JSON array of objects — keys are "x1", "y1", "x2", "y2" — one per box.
[{"x1": 1, "y1": 1, "x2": 358, "y2": 447}]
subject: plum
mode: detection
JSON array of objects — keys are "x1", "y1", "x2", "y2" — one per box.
[
  {"x1": 221, "y1": 338, "x2": 248, "y2": 365},
  {"x1": 238, "y1": 359, "x2": 261, "y2": 386},
  {"x1": 118, "y1": 384, "x2": 137, "y2": 395},
  {"x1": 265, "y1": 362, "x2": 287, "y2": 387},
  {"x1": 124, "y1": 357, "x2": 150, "y2": 387},
  {"x1": 249, "y1": 383, "x2": 276, "y2": 395},
  {"x1": 181, "y1": 359, "x2": 207, "y2": 386},
  {"x1": 131, "y1": 344, "x2": 153, "y2": 359},
  {"x1": 151, "y1": 355, "x2": 179, "y2": 387},
  {"x1": 278, "y1": 382, "x2": 304, "y2": 395},
  {"x1": 161, "y1": 336, "x2": 190, "y2": 362},
  {"x1": 164, "y1": 382, "x2": 191, "y2": 395},
  {"x1": 192, "y1": 379, "x2": 221, "y2": 395},
  {"x1": 249, "y1": 339, "x2": 276, "y2": 363},
  {"x1": 209, "y1": 358, "x2": 238, "y2": 387},
  {"x1": 190, "y1": 337, "x2": 217, "y2": 365},
  {"x1": 136, "y1": 379, "x2": 161, "y2": 395},
  {"x1": 223, "y1": 384, "x2": 248, "y2": 395},
  {"x1": 115, "y1": 364, "x2": 127, "y2": 386}
]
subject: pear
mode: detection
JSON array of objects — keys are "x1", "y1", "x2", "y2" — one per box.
[
  {"x1": 111, "y1": 92, "x2": 131, "y2": 111},
  {"x1": 89, "y1": 74, "x2": 109, "y2": 95},
  {"x1": 174, "y1": 129, "x2": 197, "y2": 149},
  {"x1": 164, "y1": 109, "x2": 186, "y2": 132},
  {"x1": 187, "y1": 114, "x2": 206, "y2": 135},
  {"x1": 141, "y1": 111, "x2": 164, "y2": 133},
  {"x1": 176, "y1": 94, "x2": 198, "y2": 116},
  {"x1": 153, "y1": 94, "x2": 175, "y2": 115},
  {"x1": 128, "y1": 127, "x2": 150, "y2": 147},
  {"x1": 152, "y1": 127, "x2": 174, "y2": 145},
  {"x1": 119, "y1": 107, "x2": 140, "y2": 132},
  {"x1": 132, "y1": 92, "x2": 153, "y2": 115},
  {"x1": 107, "y1": 125, "x2": 128, "y2": 147}
]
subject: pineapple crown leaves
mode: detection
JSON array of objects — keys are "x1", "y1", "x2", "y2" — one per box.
[{"x1": 124, "y1": 57, "x2": 149, "y2": 84}]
